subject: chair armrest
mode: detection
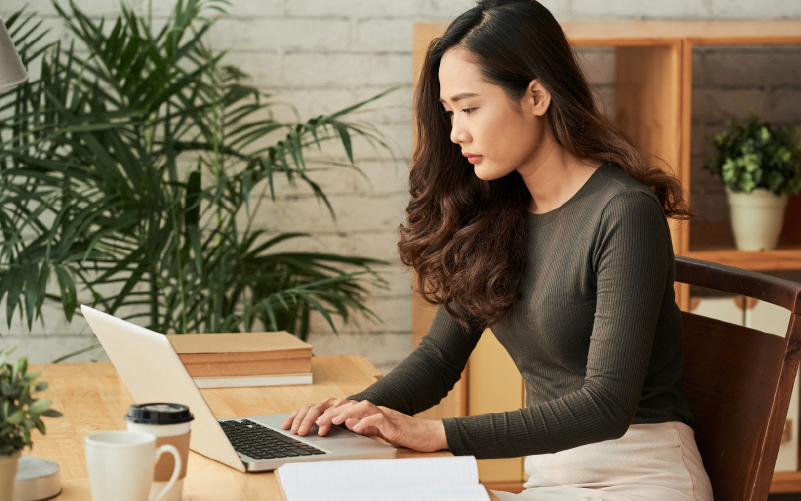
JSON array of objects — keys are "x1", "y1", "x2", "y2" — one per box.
[{"x1": 676, "y1": 256, "x2": 801, "y2": 314}]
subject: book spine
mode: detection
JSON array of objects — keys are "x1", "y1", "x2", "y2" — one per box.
[
  {"x1": 193, "y1": 374, "x2": 313, "y2": 388},
  {"x1": 177, "y1": 348, "x2": 312, "y2": 364},
  {"x1": 183, "y1": 358, "x2": 312, "y2": 377}
]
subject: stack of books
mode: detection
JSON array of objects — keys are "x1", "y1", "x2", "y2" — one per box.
[{"x1": 167, "y1": 332, "x2": 313, "y2": 388}]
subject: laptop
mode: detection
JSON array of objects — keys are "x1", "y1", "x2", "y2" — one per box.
[{"x1": 81, "y1": 304, "x2": 397, "y2": 472}]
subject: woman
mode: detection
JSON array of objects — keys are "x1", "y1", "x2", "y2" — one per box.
[{"x1": 282, "y1": 1, "x2": 713, "y2": 499}]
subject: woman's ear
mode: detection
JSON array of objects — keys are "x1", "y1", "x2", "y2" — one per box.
[{"x1": 523, "y1": 79, "x2": 551, "y2": 117}]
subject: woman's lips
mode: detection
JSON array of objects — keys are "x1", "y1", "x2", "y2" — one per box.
[{"x1": 466, "y1": 155, "x2": 483, "y2": 165}]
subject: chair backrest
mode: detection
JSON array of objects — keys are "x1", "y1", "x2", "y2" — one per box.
[{"x1": 676, "y1": 256, "x2": 801, "y2": 501}]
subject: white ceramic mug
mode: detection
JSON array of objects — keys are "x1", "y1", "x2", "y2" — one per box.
[
  {"x1": 85, "y1": 431, "x2": 181, "y2": 501},
  {"x1": 127, "y1": 420, "x2": 191, "y2": 501}
]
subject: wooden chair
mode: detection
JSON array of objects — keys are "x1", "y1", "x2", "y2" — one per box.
[{"x1": 676, "y1": 256, "x2": 801, "y2": 501}]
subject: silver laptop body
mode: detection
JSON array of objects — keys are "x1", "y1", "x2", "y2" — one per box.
[{"x1": 81, "y1": 304, "x2": 397, "y2": 472}]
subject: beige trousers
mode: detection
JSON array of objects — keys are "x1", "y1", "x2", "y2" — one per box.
[{"x1": 491, "y1": 422, "x2": 714, "y2": 501}]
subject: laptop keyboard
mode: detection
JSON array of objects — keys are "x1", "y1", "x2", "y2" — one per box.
[{"x1": 220, "y1": 419, "x2": 327, "y2": 460}]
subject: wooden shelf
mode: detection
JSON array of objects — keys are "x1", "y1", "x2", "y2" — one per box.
[
  {"x1": 564, "y1": 20, "x2": 801, "y2": 46},
  {"x1": 686, "y1": 223, "x2": 801, "y2": 271},
  {"x1": 772, "y1": 471, "x2": 801, "y2": 494},
  {"x1": 418, "y1": 20, "x2": 801, "y2": 48}
]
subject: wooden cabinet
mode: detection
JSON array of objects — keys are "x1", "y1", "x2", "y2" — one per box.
[
  {"x1": 467, "y1": 330, "x2": 526, "y2": 488},
  {"x1": 411, "y1": 20, "x2": 801, "y2": 494}
]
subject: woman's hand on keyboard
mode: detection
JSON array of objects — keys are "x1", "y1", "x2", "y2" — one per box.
[
  {"x1": 281, "y1": 398, "x2": 357, "y2": 436},
  {"x1": 317, "y1": 399, "x2": 448, "y2": 453}
]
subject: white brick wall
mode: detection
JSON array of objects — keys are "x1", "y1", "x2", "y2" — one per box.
[{"x1": 2, "y1": 0, "x2": 800, "y2": 375}]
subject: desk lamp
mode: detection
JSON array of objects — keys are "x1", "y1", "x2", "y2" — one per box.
[
  {"x1": 0, "y1": 15, "x2": 29, "y2": 91},
  {"x1": 0, "y1": 16, "x2": 59, "y2": 501}
]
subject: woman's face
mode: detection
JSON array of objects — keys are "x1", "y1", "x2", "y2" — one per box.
[{"x1": 438, "y1": 47, "x2": 550, "y2": 181}]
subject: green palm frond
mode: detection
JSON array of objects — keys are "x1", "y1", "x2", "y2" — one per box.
[{"x1": 0, "y1": 1, "x2": 399, "y2": 352}]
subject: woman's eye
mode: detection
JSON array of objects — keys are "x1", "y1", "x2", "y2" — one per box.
[{"x1": 440, "y1": 108, "x2": 474, "y2": 120}]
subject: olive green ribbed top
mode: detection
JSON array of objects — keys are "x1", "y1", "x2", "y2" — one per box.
[{"x1": 348, "y1": 162, "x2": 693, "y2": 459}]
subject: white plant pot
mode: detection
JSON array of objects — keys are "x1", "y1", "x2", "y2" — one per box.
[
  {"x1": 726, "y1": 187, "x2": 789, "y2": 251},
  {"x1": 0, "y1": 451, "x2": 21, "y2": 501}
]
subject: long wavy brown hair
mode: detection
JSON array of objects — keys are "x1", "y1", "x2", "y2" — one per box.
[{"x1": 401, "y1": 0, "x2": 691, "y2": 330}]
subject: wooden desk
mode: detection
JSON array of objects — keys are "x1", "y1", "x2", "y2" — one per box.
[{"x1": 31, "y1": 357, "x2": 500, "y2": 500}]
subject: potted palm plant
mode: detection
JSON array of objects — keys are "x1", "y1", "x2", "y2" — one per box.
[
  {"x1": 704, "y1": 112, "x2": 801, "y2": 251},
  {"x1": 0, "y1": 0, "x2": 400, "y2": 352},
  {"x1": 0, "y1": 347, "x2": 61, "y2": 501}
]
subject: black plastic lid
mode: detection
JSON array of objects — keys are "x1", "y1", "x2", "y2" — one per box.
[{"x1": 125, "y1": 403, "x2": 194, "y2": 425}]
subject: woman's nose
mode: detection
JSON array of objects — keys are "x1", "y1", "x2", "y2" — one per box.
[{"x1": 450, "y1": 119, "x2": 469, "y2": 144}]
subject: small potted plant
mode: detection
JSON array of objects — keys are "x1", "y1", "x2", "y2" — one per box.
[
  {"x1": 704, "y1": 112, "x2": 801, "y2": 251},
  {"x1": 0, "y1": 347, "x2": 61, "y2": 501}
]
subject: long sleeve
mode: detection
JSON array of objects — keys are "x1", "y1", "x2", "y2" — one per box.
[
  {"x1": 442, "y1": 191, "x2": 676, "y2": 458},
  {"x1": 347, "y1": 305, "x2": 483, "y2": 416}
]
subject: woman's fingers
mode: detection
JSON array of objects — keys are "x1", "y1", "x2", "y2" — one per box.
[
  {"x1": 316, "y1": 399, "x2": 368, "y2": 435},
  {"x1": 289, "y1": 403, "x2": 442, "y2": 453},
  {"x1": 286, "y1": 405, "x2": 313, "y2": 434},
  {"x1": 281, "y1": 409, "x2": 299, "y2": 430},
  {"x1": 297, "y1": 410, "x2": 321, "y2": 435},
  {"x1": 354, "y1": 413, "x2": 388, "y2": 434},
  {"x1": 330, "y1": 400, "x2": 379, "y2": 425},
  {"x1": 351, "y1": 412, "x2": 399, "y2": 443},
  {"x1": 343, "y1": 417, "x2": 361, "y2": 432},
  {"x1": 285, "y1": 400, "x2": 328, "y2": 435},
  {"x1": 281, "y1": 398, "x2": 382, "y2": 437},
  {"x1": 316, "y1": 399, "x2": 370, "y2": 435},
  {"x1": 326, "y1": 404, "x2": 395, "y2": 440}
]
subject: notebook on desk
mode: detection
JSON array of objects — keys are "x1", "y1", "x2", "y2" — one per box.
[
  {"x1": 81, "y1": 304, "x2": 397, "y2": 472},
  {"x1": 276, "y1": 456, "x2": 491, "y2": 501}
]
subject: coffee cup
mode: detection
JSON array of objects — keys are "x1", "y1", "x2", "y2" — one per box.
[
  {"x1": 126, "y1": 403, "x2": 194, "y2": 501},
  {"x1": 85, "y1": 430, "x2": 181, "y2": 501}
]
